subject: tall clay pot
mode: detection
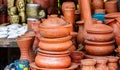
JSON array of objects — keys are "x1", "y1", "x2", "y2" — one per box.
[
  {"x1": 92, "y1": 0, "x2": 104, "y2": 9},
  {"x1": 16, "y1": 37, "x2": 34, "y2": 63}
]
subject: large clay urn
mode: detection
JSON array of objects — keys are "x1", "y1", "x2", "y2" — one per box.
[
  {"x1": 35, "y1": 49, "x2": 71, "y2": 68},
  {"x1": 39, "y1": 36, "x2": 73, "y2": 51},
  {"x1": 39, "y1": 15, "x2": 73, "y2": 38},
  {"x1": 16, "y1": 37, "x2": 34, "y2": 62},
  {"x1": 85, "y1": 40, "x2": 115, "y2": 56},
  {"x1": 92, "y1": 0, "x2": 104, "y2": 9},
  {"x1": 81, "y1": 59, "x2": 96, "y2": 70},
  {"x1": 86, "y1": 21, "x2": 114, "y2": 42}
]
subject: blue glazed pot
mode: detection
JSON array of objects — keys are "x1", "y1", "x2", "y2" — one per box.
[
  {"x1": 8, "y1": 60, "x2": 30, "y2": 70},
  {"x1": 92, "y1": 13, "x2": 105, "y2": 22}
]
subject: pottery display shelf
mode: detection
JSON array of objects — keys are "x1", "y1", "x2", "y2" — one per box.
[{"x1": 30, "y1": 63, "x2": 79, "y2": 70}]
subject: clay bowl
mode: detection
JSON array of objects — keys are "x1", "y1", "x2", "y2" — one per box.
[{"x1": 30, "y1": 63, "x2": 79, "y2": 70}]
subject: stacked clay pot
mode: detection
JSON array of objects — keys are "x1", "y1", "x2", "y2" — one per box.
[
  {"x1": 85, "y1": 21, "x2": 115, "y2": 56},
  {"x1": 32, "y1": 15, "x2": 78, "y2": 70}
]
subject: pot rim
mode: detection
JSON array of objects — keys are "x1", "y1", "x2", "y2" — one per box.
[
  {"x1": 37, "y1": 48, "x2": 70, "y2": 55},
  {"x1": 87, "y1": 30, "x2": 113, "y2": 34},
  {"x1": 39, "y1": 35, "x2": 72, "y2": 42},
  {"x1": 16, "y1": 37, "x2": 32, "y2": 41},
  {"x1": 85, "y1": 40, "x2": 115, "y2": 45}
]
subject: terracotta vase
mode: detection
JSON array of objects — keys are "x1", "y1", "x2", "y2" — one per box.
[
  {"x1": 92, "y1": 0, "x2": 104, "y2": 9},
  {"x1": 16, "y1": 37, "x2": 34, "y2": 62},
  {"x1": 76, "y1": 21, "x2": 84, "y2": 45},
  {"x1": 70, "y1": 51, "x2": 84, "y2": 63},
  {"x1": 96, "y1": 58, "x2": 109, "y2": 70},
  {"x1": 30, "y1": 63, "x2": 78, "y2": 70},
  {"x1": 39, "y1": 15, "x2": 73, "y2": 38},
  {"x1": 105, "y1": 0, "x2": 118, "y2": 13},
  {"x1": 81, "y1": 59, "x2": 96, "y2": 70},
  {"x1": 86, "y1": 21, "x2": 114, "y2": 42},
  {"x1": 85, "y1": 40, "x2": 115, "y2": 56},
  {"x1": 107, "y1": 56, "x2": 119, "y2": 70},
  {"x1": 35, "y1": 49, "x2": 71, "y2": 68},
  {"x1": 39, "y1": 36, "x2": 72, "y2": 51}
]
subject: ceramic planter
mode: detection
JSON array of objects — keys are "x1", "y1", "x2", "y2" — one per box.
[
  {"x1": 85, "y1": 40, "x2": 115, "y2": 56},
  {"x1": 35, "y1": 49, "x2": 71, "y2": 68},
  {"x1": 39, "y1": 36, "x2": 72, "y2": 51}
]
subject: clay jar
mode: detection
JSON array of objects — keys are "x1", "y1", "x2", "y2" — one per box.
[
  {"x1": 96, "y1": 58, "x2": 109, "y2": 70},
  {"x1": 105, "y1": 0, "x2": 118, "y2": 13},
  {"x1": 81, "y1": 59, "x2": 96, "y2": 70},
  {"x1": 85, "y1": 40, "x2": 115, "y2": 56},
  {"x1": 35, "y1": 49, "x2": 71, "y2": 68},
  {"x1": 92, "y1": 0, "x2": 104, "y2": 9},
  {"x1": 107, "y1": 56, "x2": 119, "y2": 70},
  {"x1": 39, "y1": 36, "x2": 73, "y2": 51},
  {"x1": 39, "y1": 15, "x2": 72, "y2": 38},
  {"x1": 70, "y1": 51, "x2": 84, "y2": 63},
  {"x1": 86, "y1": 21, "x2": 114, "y2": 42}
]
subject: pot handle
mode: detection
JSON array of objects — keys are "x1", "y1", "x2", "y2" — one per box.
[
  {"x1": 8, "y1": 63, "x2": 15, "y2": 70},
  {"x1": 70, "y1": 32, "x2": 78, "y2": 37}
]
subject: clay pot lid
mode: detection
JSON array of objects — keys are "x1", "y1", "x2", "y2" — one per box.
[
  {"x1": 37, "y1": 48, "x2": 70, "y2": 55},
  {"x1": 85, "y1": 40, "x2": 115, "y2": 45},
  {"x1": 40, "y1": 15, "x2": 68, "y2": 27},
  {"x1": 30, "y1": 62, "x2": 79, "y2": 70},
  {"x1": 107, "y1": 56, "x2": 119, "y2": 62},
  {"x1": 81, "y1": 59, "x2": 96, "y2": 65},
  {"x1": 87, "y1": 21, "x2": 113, "y2": 33},
  {"x1": 105, "y1": 12, "x2": 120, "y2": 19}
]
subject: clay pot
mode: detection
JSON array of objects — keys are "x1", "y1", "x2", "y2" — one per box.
[
  {"x1": 39, "y1": 15, "x2": 73, "y2": 38},
  {"x1": 68, "y1": 45, "x2": 76, "y2": 52},
  {"x1": 95, "y1": 9, "x2": 106, "y2": 14},
  {"x1": 85, "y1": 40, "x2": 115, "y2": 56},
  {"x1": 70, "y1": 51, "x2": 84, "y2": 63},
  {"x1": 104, "y1": 12, "x2": 120, "y2": 19},
  {"x1": 39, "y1": 36, "x2": 73, "y2": 51},
  {"x1": 16, "y1": 37, "x2": 34, "y2": 62},
  {"x1": 62, "y1": 2, "x2": 75, "y2": 12},
  {"x1": 35, "y1": 49, "x2": 71, "y2": 68},
  {"x1": 107, "y1": 56, "x2": 119, "y2": 70},
  {"x1": 75, "y1": 10, "x2": 80, "y2": 21},
  {"x1": 92, "y1": 0, "x2": 104, "y2": 9},
  {"x1": 81, "y1": 59, "x2": 96, "y2": 70},
  {"x1": 105, "y1": 0, "x2": 118, "y2": 13},
  {"x1": 86, "y1": 21, "x2": 114, "y2": 42},
  {"x1": 30, "y1": 63, "x2": 78, "y2": 70},
  {"x1": 96, "y1": 58, "x2": 109, "y2": 70},
  {"x1": 115, "y1": 35, "x2": 120, "y2": 47}
]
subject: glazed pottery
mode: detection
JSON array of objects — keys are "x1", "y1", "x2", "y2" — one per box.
[
  {"x1": 39, "y1": 36, "x2": 72, "y2": 51},
  {"x1": 86, "y1": 21, "x2": 114, "y2": 42},
  {"x1": 85, "y1": 40, "x2": 115, "y2": 56},
  {"x1": 107, "y1": 56, "x2": 119, "y2": 70},
  {"x1": 81, "y1": 59, "x2": 96, "y2": 70},
  {"x1": 70, "y1": 51, "x2": 84, "y2": 63},
  {"x1": 30, "y1": 63, "x2": 78, "y2": 70},
  {"x1": 35, "y1": 49, "x2": 71, "y2": 68},
  {"x1": 10, "y1": 15, "x2": 19, "y2": 24},
  {"x1": 8, "y1": 60, "x2": 30, "y2": 70},
  {"x1": 76, "y1": 21, "x2": 84, "y2": 45},
  {"x1": 39, "y1": 15, "x2": 73, "y2": 38},
  {"x1": 96, "y1": 58, "x2": 109, "y2": 70},
  {"x1": 16, "y1": 37, "x2": 33, "y2": 62},
  {"x1": 92, "y1": 0, "x2": 104, "y2": 9},
  {"x1": 105, "y1": 0, "x2": 118, "y2": 13}
]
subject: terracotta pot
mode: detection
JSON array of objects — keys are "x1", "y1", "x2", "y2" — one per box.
[
  {"x1": 107, "y1": 56, "x2": 119, "y2": 70},
  {"x1": 70, "y1": 51, "x2": 84, "y2": 63},
  {"x1": 105, "y1": 0, "x2": 118, "y2": 13},
  {"x1": 16, "y1": 37, "x2": 34, "y2": 62},
  {"x1": 96, "y1": 58, "x2": 109, "y2": 70},
  {"x1": 81, "y1": 59, "x2": 96, "y2": 70},
  {"x1": 115, "y1": 35, "x2": 120, "y2": 47},
  {"x1": 30, "y1": 63, "x2": 78, "y2": 70},
  {"x1": 75, "y1": 10, "x2": 80, "y2": 21},
  {"x1": 39, "y1": 15, "x2": 73, "y2": 38},
  {"x1": 92, "y1": 0, "x2": 104, "y2": 9},
  {"x1": 104, "y1": 12, "x2": 120, "y2": 19},
  {"x1": 35, "y1": 49, "x2": 71, "y2": 68},
  {"x1": 76, "y1": 21, "x2": 84, "y2": 44},
  {"x1": 85, "y1": 40, "x2": 115, "y2": 56},
  {"x1": 39, "y1": 36, "x2": 72, "y2": 51},
  {"x1": 68, "y1": 45, "x2": 76, "y2": 52},
  {"x1": 86, "y1": 21, "x2": 114, "y2": 42},
  {"x1": 95, "y1": 9, "x2": 106, "y2": 14}
]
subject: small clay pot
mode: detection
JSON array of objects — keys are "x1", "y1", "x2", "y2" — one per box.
[
  {"x1": 92, "y1": 0, "x2": 104, "y2": 9},
  {"x1": 35, "y1": 49, "x2": 71, "y2": 68},
  {"x1": 105, "y1": 0, "x2": 118, "y2": 13},
  {"x1": 39, "y1": 36, "x2": 73, "y2": 51},
  {"x1": 70, "y1": 51, "x2": 84, "y2": 63},
  {"x1": 85, "y1": 40, "x2": 115, "y2": 56}
]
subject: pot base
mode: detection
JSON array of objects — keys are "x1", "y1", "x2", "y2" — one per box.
[{"x1": 30, "y1": 63, "x2": 79, "y2": 70}]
